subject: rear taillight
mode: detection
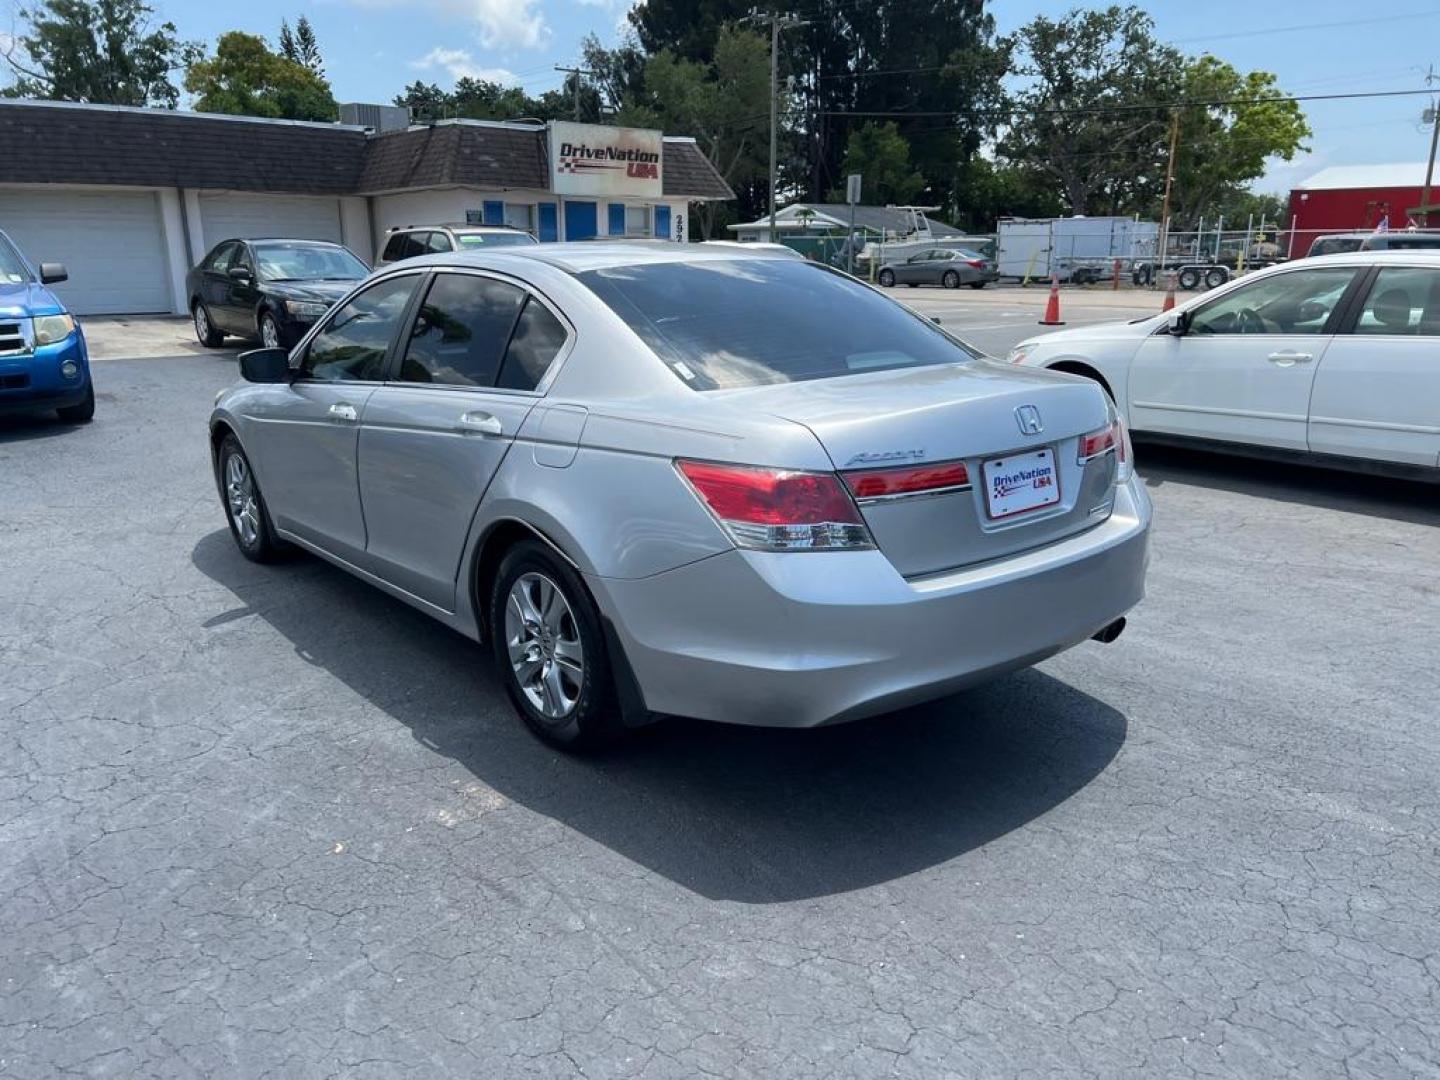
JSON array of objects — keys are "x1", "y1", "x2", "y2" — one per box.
[
  {"x1": 676, "y1": 460, "x2": 873, "y2": 551},
  {"x1": 966, "y1": 259, "x2": 985, "y2": 269},
  {"x1": 1078, "y1": 423, "x2": 1117, "y2": 463},
  {"x1": 842, "y1": 460, "x2": 970, "y2": 500},
  {"x1": 1079, "y1": 416, "x2": 1134, "y2": 481}
]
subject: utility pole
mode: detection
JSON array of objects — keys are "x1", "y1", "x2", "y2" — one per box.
[
  {"x1": 1155, "y1": 109, "x2": 1180, "y2": 288},
  {"x1": 1422, "y1": 66, "x2": 1439, "y2": 227},
  {"x1": 742, "y1": 10, "x2": 809, "y2": 239},
  {"x1": 553, "y1": 66, "x2": 597, "y2": 123}
]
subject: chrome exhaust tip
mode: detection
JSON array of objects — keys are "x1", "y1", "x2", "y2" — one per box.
[{"x1": 1091, "y1": 617, "x2": 1126, "y2": 644}]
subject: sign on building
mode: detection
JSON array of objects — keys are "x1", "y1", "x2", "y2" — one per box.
[{"x1": 548, "y1": 121, "x2": 664, "y2": 200}]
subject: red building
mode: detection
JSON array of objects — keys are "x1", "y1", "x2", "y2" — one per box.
[{"x1": 1287, "y1": 163, "x2": 1433, "y2": 257}]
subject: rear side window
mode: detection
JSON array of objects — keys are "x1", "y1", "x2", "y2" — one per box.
[
  {"x1": 578, "y1": 259, "x2": 977, "y2": 390},
  {"x1": 204, "y1": 242, "x2": 238, "y2": 272},
  {"x1": 301, "y1": 275, "x2": 417, "y2": 381},
  {"x1": 1351, "y1": 267, "x2": 1440, "y2": 335},
  {"x1": 382, "y1": 232, "x2": 425, "y2": 262},
  {"x1": 399, "y1": 273, "x2": 526, "y2": 387},
  {"x1": 496, "y1": 298, "x2": 568, "y2": 390}
]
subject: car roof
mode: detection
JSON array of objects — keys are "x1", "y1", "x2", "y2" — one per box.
[
  {"x1": 1291, "y1": 250, "x2": 1440, "y2": 264},
  {"x1": 392, "y1": 241, "x2": 807, "y2": 274},
  {"x1": 228, "y1": 237, "x2": 347, "y2": 246},
  {"x1": 391, "y1": 224, "x2": 528, "y2": 233}
]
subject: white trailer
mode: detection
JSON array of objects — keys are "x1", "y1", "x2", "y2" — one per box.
[{"x1": 996, "y1": 216, "x2": 1160, "y2": 282}]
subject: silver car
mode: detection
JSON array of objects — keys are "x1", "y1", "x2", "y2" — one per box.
[{"x1": 210, "y1": 244, "x2": 1150, "y2": 750}]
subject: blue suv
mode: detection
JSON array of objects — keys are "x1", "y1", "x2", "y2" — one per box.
[{"x1": 0, "y1": 229, "x2": 93, "y2": 423}]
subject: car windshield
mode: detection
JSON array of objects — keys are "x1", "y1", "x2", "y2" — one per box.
[
  {"x1": 579, "y1": 258, "x2": 980, "y2": 391},
  {"x1": 0, "y1": 235, "x2": 32, "y2": 284},
  {"x1": 454, "y1": 232, "x2": 537, "y2": 248},
  {"x1": 253, "y1": 242, "x2": 368, "y2": 282}
]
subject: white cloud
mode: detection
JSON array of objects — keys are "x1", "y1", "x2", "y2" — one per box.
[
  {"x1": 411, "y1": 47, "x2": 518, "y2": 86},
  {"x1": 339, "y1": 0, "x2": 547, "y2": 50}
]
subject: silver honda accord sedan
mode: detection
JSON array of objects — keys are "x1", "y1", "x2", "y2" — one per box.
[{"x1": 209, "y1": 244, "x2": 1151, "y2": 750}]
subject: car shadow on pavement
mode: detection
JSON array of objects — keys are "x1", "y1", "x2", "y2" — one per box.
[
  {"x1": 193, "y1": 529, "x2": 1127, "y2": 904},
  {"x1": 0, "y1": 412, "x2": 87, "y2": 444},
  {"x1": 1137, "y1": 441, "x2": 1440, "y2": 528}
]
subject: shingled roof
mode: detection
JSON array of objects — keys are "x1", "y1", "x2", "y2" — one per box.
[
  {"x1": 0, "y1": 101, "x2": 367, "y2": 194},
  {"x1": 0, "y1": 102, "x2": 733, "y2": 202}
]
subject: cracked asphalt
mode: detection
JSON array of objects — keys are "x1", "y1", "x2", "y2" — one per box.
[{"x1": 2, "y1": 355, "x2": 1438, "y2": 1079}]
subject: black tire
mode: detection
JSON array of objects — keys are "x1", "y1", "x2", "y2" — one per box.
[
  {"x1": 969, "y1": 281, "x2": 987, "y2": 290},
  {"x1": 942, "y1": 270, "x2": 960, "y2": 289},
  {"x1": 55, "y1": 383, "x2": 94, "y2": 423},
  {"x1": 193, "y1": 302, "x2": 224, "y2": 347},
  {"x1": 217, "y1": 434, "x2": 282, "y2": 563},
  {"x1": 1177, "y1": 267, "x2": 1201, "y2": 290},
  {"x1": 878, "y1": 269, "x2": 895, "y2": 287},
  {"x1": 1204, "y1": 268, "x2": 1228, "y2": 290},
  {"x1": 489, "y1": 539, "x2": 622, "y2": 752},
  {"x1": 259, "y1": 311, "x2": 282, "y2": 350}
]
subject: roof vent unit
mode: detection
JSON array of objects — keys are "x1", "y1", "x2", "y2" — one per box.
[{"x1": 339, "y1": 102, "x2": 411, "y2": 134}]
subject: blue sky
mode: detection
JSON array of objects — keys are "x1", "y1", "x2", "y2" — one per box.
[{"x1": 4, "y1": 0, "x2": 1438, "y2": 194}]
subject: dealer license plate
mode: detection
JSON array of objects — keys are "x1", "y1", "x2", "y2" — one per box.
[{"x1": 982, "y1": 448, "x2": 1061, "y2": 519}]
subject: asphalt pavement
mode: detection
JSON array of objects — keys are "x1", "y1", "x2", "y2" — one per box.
[{"x1": 1, "y1": 346, "x2": 1437, "y2": 1079}]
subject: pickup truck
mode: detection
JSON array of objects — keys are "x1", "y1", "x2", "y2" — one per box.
[{"x1": 0, "y1": 229, "x2": 93, "y2": 423}]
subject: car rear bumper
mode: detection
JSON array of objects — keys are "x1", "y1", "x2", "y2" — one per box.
[{"x1": 589, "y1": 476, "x2": 1152, "y2": 728}]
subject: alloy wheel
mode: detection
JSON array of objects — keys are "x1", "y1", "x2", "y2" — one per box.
[
  {"x1": 195, "y1": 306, "x2": 210, "y2": 342},
  {"x1": 504, "y1": 572, "x2": 585, "y2": 721},
  {"x1": 261, "y1": 316, "x2": 280, "y2": 349},
  {"x1": 225, "y1": 452, "x2": 260, "y2": 548}
]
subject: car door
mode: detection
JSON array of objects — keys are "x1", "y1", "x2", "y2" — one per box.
[
  {"x1": 250, "y1": 272, "x2": 423, "y2": 563},
  {"x1": 357, "y1": 270, "x2": 571, "y2": 610},
  {"x1": 199, "y1": 241, "x2": 238, "y2": 322},
  {"x1": 1126, "y1": 265, "x2": 1364, "y2": 451},
  {"x1": 218, "y1": 243, "x2": 261, "y2": 334},
  {"x1": 897, "y1": 251, "x2": 929, "y2": 284},
  {"x1": 1308, "y1": 264, "x2": 1440, "y2": 468}
]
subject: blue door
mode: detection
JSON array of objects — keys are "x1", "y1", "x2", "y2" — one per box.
[
  {"x1": 655, "y1": 205, "x2": 671, "y2": 240},
  {"x1": 564, "y1": 201, "x2": 598, "y2": 241},
  {"x1": 483, "y1": 200, "x2": 504, "y2": 226},
  {"x1": 608, "y1": 203, "x2": 626, "y2": 236},
  {"x1": 537, "y1": 202, "x2": 558, "y2": 242}
]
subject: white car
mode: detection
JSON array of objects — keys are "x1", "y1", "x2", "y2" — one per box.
[{"x1": 1008, "y1": 252, "x2": 1440, "y2": 480}]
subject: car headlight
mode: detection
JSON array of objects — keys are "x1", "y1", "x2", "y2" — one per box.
[
  {"x1": 1007, "y1": 345, "x2": 1032, "y2": 365},
  {"x1": 284, "y1": 300, "x2": 329, "y2": 319},
  {"x1": 32, "y1": 313, "x2": 75, "y2": 345}
]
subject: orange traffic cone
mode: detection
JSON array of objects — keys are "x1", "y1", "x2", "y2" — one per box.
[
  {"x1": 1161, "y1": 272, "x2": 1177, "y2": 312},
  {"x1": 1038, "y1": 275, "x2": 1065, "y2": 325}
]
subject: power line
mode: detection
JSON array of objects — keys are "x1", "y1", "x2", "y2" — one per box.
[{"x1": 1170, "y1": 10, "x2": 1436, "y2": 44}]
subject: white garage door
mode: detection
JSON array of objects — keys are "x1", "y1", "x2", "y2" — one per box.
[
  {"x1": 200, "y1": 194, "x2": 343, "y2": 247},
  {"x1": 0, "y1": 188, "x2": 171, "y2": 315}
]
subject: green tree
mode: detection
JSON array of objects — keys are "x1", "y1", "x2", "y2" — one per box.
[
  {"x1": 950, "y1": 158, "x2": 1063, "y2": 232},
  {"x1": 185, "y1": 31, "x2": 336, "y2": 121},
  {"x1": 1, "y1": 0, "x2": 196, "y2": 107},
  {"x1": 1168, "y1": 56, "x2": 1309, "y2": 226},
  {"x1": 827, "y1": 122, "x2": 925, "y2": 206},
  {"x1": 278, "y1": 16, "x2": 322, "y2": 77},
  {"x1": 999, "y1": 6, "x2": 1182, "y2": 216},
  {"x1": 617, "y1": 25, "x2": 771, "y2": 238}
]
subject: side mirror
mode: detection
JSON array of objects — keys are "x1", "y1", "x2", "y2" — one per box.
[
  {"x1": 1166, "y1": 310, "x2": 1191, "y2": 336},
  {"x1": 239, "y1": 347, "x2": 292, "y2": 384},
  {"x1": 228, "y1": 265, "x2": 253, "y2": 282},
  {"x1": 39, "y1": 262, "x2": 67, "y2": 284}
]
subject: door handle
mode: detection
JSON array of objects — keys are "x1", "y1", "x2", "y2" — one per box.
[
  {"x1": 328, "y1": 402, "x2": 358, "y2": 422},
  {"x1": 458, "y1": 410, "x2": 503, "y2": 436},
  {"x1": 1267, "y1": 351, "x2": 1313, "y2": 366}
]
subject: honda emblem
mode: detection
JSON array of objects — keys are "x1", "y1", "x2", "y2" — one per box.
[{"x1": 1015, "y1": 404, "x2": 1044, "y2": 435}]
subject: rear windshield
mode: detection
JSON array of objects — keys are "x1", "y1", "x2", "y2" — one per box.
[
  {"x1": 1308, "y1": 237, "x2": 1364, "y2": 257},
  {"x1": 456, "y1": 232, "x2": 537, "y2": 248},
  {"x1": 0, "y1": 235, "x2": 31, "y2": 284},
  {"x1": 578, "y1": 259, "x2": 978, "y2": 390}
]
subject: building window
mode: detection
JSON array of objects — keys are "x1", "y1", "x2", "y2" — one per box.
[
  {"x1": 505, "y1": 204, "x2": 534, "y2": 233},
  {"x1": 625, "y1": 205, "x2": 651, "y2": 237}
]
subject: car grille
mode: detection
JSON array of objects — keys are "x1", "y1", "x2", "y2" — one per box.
[
  {"x1": 0, "y1": 372, "x2": 31, "y2": 390},
  {"x1": 0, "y1": 320, "x2": 28, "y2": 355}
]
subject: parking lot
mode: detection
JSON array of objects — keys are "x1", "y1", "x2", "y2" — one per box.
[{"x1": 2, "y1": 299, "x2": 1438, "y2": 1078}]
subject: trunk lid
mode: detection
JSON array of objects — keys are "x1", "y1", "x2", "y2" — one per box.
[{"x1": 723, "y1": 362, "x2": 1119, "y2": 577}]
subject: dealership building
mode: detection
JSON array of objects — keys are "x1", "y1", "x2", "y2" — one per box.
[{"x1": 0, "y1": 100, "x2": 733, "y2": 315}]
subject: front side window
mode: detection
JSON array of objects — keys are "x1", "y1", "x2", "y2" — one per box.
[
  {"x1": 1188, "y1": 267, "x2": 1359, "y2": 335},
  {"x1": 579, "y1": 259, "x2": 979, "y2": 391},
  {"x1": 1351, "y1": 267, "x2": 1440, "y2": 335},
  {"x1": 300, "y1": 275, "x2": 418, "y2": 382},
  {"x1": 496, "y1": 298, "x2": 568, "y2": 390},
  {"x1": 399, "y1": 274, "x2": 527, "y2": 387},
  {"x1": 424, "y1": 232, "x2": 451, "y2": 254},
  {"x1": 0, "y1": 235, "x2": 29, "y2": 284},
  {"x1": 203, "y1": 242, "x2": 238, "y2": 273}
]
